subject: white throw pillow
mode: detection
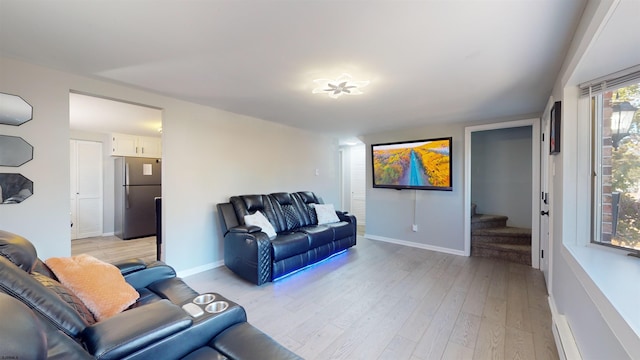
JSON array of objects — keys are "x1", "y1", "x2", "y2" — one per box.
[
  {"x1": 244, "y1": 211, "x2": 277, "y2": 239},
  {"x1": 313, "y1": 204, "x2": 340, "y2": 224}
]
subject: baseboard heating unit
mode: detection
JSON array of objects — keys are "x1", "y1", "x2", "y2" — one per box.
[{"x1": 549, "y1": 297, "x2": 582, "y2": 360}]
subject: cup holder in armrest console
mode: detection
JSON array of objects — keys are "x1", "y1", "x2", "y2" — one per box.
[
  {"x1": 193, "y1": 293, "x2": 216, "y2": 305},
  {"x1": 205, "y1": 301, "x2": 229, "y2": 314}
]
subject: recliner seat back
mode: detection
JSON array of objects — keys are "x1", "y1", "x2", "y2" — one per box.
[
  {"x1": 268, "y1": 192, "x2": 307, "y2": 231},
  {"x1": 293, "y1": 191, "x2": 322, "y2": 225},
  {"x1": 230, "y1": 194, "x2": 284, "y2": 232},
  {"x1": 0, "y1": 231, "x2": 92, "y2": 339}
]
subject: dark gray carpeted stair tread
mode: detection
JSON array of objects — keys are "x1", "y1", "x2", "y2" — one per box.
[
  {"x1": 472, "y1": 242, "x2": 530, "y2": 251},
  {"x1": 470, "y1": 209, "x2": 531, "y2": 265},
  {"x1": 471, "y1": 214, "x2": 508, "y2": 223},
  {"x1": 471, "y1": 214, "x2": 508, "y2": 230},
  {"x1": 472, "y1": 226, "x2": 531, "y2": 237},
  {"x1": 471, "y1": 242, "x2": 531, "y2": 266}
]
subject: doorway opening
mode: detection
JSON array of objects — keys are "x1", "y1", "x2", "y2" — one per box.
[
  {"x1": 340, "y1": 142, "x2": 366, "y2": 235},
  {"x1": 464, "y1": 118, "x2": 541, "y2": 268},
  {"x1": 69, "y1": 92, "x2": 162, "y2": 263}
]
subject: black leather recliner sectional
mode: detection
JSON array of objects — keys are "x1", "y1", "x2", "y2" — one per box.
[
  {"x1": 217, "y1": 191, "x2": 357, "y2": 285},
  {"x1": 0, "y1": 230, "x2": 301, "y2": 359}
]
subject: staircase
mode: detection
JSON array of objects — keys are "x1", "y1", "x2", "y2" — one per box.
[{"x1": 471, "y1": 203, "x2": 531, "y2": 265}]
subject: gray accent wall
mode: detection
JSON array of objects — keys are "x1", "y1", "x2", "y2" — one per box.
[
  {"x1": 363, "y1": 122, "x2": 466, "y2": 253},
  {"x1": 471, "y1": 126, "x2": 532, "y2": 228}
]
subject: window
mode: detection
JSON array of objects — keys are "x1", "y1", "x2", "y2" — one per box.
[{"x1": 588, "y1": 73, "x2": 640, "y2": 253}]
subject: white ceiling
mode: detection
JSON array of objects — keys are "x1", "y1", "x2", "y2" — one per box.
[
  {"x1": 0, "y1": 0, "x2": 602, "y2": 141},
  {"x1": 69, "y1": 93, "x2": 162, "y2": 138}
]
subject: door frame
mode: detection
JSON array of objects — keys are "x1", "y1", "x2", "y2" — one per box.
[{"x1": 464, "y1": 118, "x2": 541, "y2": 268}]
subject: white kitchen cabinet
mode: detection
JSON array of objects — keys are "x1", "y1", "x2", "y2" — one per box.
[{"x1": 111, "y1": 133, "x2": 161, "y2": 158}]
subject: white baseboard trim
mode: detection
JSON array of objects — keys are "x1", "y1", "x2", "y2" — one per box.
[
  {"x1": 177, "y1": 260, "x2": 224, "y2": 278},
  {"x1": 364, "y1": 234, "x2": 466, "y2": 256},
  {"x1": 549, "y1": 296, "x2": 582, "y2": 360},
  {"x1": 102, "y1": 232, "x2": 114, "y2": 237}
]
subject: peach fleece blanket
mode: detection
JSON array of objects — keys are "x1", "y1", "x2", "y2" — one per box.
[{"x1": 45, "y1": 254, "x2": 139, "y2": 321}]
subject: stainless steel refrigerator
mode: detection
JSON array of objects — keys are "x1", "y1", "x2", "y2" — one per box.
[{"x1": 114, "y1": 157, "x2": 161, "y2": 240}]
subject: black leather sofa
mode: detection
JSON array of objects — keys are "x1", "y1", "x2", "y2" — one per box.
[
  {"x1": 0, "y1": 230, "x2": 301, "y2": 360},
  {"x1": 217, "y1": 191, "x2": 357, "y2": 285}
]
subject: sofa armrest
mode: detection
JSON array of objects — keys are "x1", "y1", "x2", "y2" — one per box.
[
  {"x1": 213, "y1": 322, "x2": 302, "y2": 360},
  {"x1": 337, "y1": 211, "x2": 356, "y2": 225},
  {"x1": 124, "y1": 261, "x2": 176, "y2": 290},
  {"x1": 229, "y1": 225, "x2": 261, "y2": 234},
  {"x1": 112, "y1": 258, "x2": 147, "y2": 275},
  {"x1": 82, "y1": 299, "x2": 192, "y2": 360},
  {"x1": 224, "y1": 231, "x2": 272, "y2": 285}
]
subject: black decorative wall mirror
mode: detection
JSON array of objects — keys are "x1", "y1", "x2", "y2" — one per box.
[
  {"x1": 0, "y1": 92, "x2": 33, "y2": 126},
  {"x1": 0, "y1": 173, "x2": 33, "y2": 204},
  {"x1": 0, "y1": 135, "x2": 33, "y2": 166}
]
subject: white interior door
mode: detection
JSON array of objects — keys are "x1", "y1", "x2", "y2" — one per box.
[
  {"x1": 350, "y1": 144, "x2": 366, "y2": 225},
  {"x1": 539, "y1": 113, "x2": 551, "y2": 284},
  {"x1": 70, "y1": 140, "x2": 103, "y2": 239}
]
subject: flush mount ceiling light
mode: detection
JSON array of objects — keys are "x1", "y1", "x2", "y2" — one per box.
[{"x1": 312, "y1": 74, "x2": 370, "y2": 99}]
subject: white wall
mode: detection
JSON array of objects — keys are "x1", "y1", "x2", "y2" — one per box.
[
  {"x1": 547, "y1": 0, "x2": 637, "y2": 358},
  {"x1": 0, "y1": 57, "x2": 340, "y2": 273},
  {"x1": 0, "y1": 58, "x2": 73, "y2": 257},
  {"x1": 471, "y1": 126, "x2": 532, "y2": 227}
]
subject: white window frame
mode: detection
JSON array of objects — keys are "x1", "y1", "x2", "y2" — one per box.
[{"x1": 580, "y1": 67, "x2": 640, "y2": 253}]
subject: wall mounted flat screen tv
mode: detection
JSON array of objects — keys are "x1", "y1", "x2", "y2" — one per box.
[{"x1": 372, "y1": 137, "x2": 452, "y2": 191}]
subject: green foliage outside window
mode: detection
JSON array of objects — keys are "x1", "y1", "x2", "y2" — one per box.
[{"x1": 611, "y1": 84, "x2": 640, "y2": 250}]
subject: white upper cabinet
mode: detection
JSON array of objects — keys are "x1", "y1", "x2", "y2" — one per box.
[{"x1": 111, "y1": 133, "x2": 161, "y2": 158}]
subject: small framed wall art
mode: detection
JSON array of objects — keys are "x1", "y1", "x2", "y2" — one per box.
[{"x1": 550, "y1": 101, "x2": 561, "y2": 155}]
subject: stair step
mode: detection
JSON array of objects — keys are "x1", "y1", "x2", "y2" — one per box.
[
  {"x1": 471, "y1": 242, "x2": 531, "y2": 266},
  {"x1": 472, "y1": 226, "x2": 531, "y2": 245},
  {"x1": 471, "y1": 214, "x2": 508, "y2": 231}
]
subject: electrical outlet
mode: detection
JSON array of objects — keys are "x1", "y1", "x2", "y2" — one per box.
[{"x1": 412, "y1": 224, "x2": 418, "y2": 232}]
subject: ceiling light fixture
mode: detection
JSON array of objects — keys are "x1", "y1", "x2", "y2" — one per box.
[{"x1": 312, "y1": 74, "x2": 370, "y2": 99}]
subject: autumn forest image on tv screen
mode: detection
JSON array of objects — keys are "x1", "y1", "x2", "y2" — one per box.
[{"x1": 372, "y1": 138, "x2": 451, "y2": 190}]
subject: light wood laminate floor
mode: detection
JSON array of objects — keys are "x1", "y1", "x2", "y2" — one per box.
[
  {"x1": 71, "y1": 235, "x2": 157, "y2": 264},
  {"x1": 184, "y1": 237, "x2": 559, "y2": 360}
]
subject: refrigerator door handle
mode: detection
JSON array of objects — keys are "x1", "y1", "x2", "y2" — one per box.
[{"x1": 125, "y1": 162, "x2": 131, "y2": 209}]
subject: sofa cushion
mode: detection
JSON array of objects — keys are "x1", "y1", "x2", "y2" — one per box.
[
  {"x1": 270, "y1": 232, "x2": 309, "y2": 262},
  {"x1": 297, "y1": 225, "x2": 334, "y2": 249},
  {"x1": 45, "y1": 254, "x2": 140, "y2": 321},
  {"x1": 324, "y1": 221, "x2": 354, "y2": 240},
  {"x1": 313, "y1": 203, "x2": 340, "y2": 224},
  {"x1": 244, "y1": 211, "x2": 277, "y2": 239}
]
